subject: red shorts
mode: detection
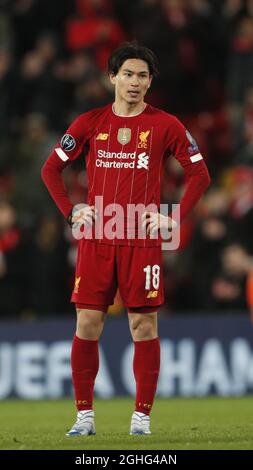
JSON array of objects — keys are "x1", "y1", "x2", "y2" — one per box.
[{"x1": 71, "y1": 240, "x2": 164, "y2": 312}]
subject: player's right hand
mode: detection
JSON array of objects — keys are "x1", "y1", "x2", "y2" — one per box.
[{"x1": 71, "y1": 205, "x2": 98, "y2": 228}]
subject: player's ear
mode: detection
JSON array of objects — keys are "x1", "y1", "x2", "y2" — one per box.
[
  {"x1": 109, "y1": 74, "x2": 116, "y2": 86},
  {"x1": 148, "y1": 76, "x2": 153, "y2": 88}
]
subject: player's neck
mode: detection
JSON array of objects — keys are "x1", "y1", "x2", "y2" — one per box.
[{"x1": 112, "y1": 101, "x2": 147, "y2": 117}]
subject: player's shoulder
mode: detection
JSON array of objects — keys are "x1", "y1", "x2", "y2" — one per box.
[
  {"x1": 147, "y1": 105, "x2": 184, "y2": 127},
  {"x1": 75, "y1": 104, "x2": 111, "y2": 125}
]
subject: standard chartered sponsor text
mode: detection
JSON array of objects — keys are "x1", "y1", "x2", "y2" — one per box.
[{"x1": 96, "y1": 150, "x2": 136, "y2": 168}]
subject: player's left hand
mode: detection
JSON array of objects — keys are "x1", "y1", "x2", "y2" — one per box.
[{"x1": 142, "y1": 212, "x2": 177, "y2": 238}]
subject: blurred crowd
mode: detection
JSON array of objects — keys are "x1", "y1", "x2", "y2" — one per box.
[{"x1": 1, "y1": 0, "x2": 253, "y2": 317}]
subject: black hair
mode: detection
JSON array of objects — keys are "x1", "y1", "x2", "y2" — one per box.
[{"x1": 108, "y1": 41, "x2": 159, "y2": 77}]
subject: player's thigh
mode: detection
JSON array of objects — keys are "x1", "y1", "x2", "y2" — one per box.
[
  {"x1": 117, "y1": 245, "x2": 164, "y2": 308},
  {"x1": 71, "y1": 240, "x2": 117, "y2": 306}
]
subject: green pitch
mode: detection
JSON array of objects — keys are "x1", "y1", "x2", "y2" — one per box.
[{"x1": 0, "y1": 397, "x2": 252, "y2": 450}]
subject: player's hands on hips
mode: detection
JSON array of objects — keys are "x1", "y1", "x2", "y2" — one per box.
[
  {"x1": 142, "y1": 212, "x2": 177, "y2": 238},
  {"x1": 72, "y1": 205, "x2": 98, "y2": 228}
]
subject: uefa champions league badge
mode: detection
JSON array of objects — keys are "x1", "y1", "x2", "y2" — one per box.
[
  {"x1": 60, "y1": 134, "x2": 76, "y2": 151},
  {"x1": 185, "y1": 130, "x2": 199, "y2": 156}
]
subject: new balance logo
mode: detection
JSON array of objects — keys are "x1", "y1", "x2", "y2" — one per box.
[
  {"x1": 137, "y1": 152, "x2": 149, "y2": 170},
  {"x1": 96, "y1": 133, "x2": 109, "y2": 140},
  {"x1": 147, "y1": 290, "x2": 158, "y2": 298}
]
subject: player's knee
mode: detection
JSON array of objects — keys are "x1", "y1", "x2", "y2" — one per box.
[
  {"x1": 76, "y1": 310, "x2": 104, "y2": 339},
  {"x1": 130, "y1": 317, "x2": 156, "y2": 341}
]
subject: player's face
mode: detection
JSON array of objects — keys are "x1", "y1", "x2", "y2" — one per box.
[{"x1": 110, "y1": 59, "x2": 152, "y2": 105}]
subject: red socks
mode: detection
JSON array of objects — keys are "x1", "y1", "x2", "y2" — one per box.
[
  {"x1": 71, "y1": 335, "x2": 99, "y2": 411},
  {"x1": 71, "y1": 335, "x2": 160, "y2": 415},
  {"x1": 133, "y1": 337, "x2": 160, "y2": 415}
]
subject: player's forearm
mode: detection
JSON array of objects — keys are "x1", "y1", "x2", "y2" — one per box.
[
  {"x1": 174, "y1": 160, "x2": 210, "y2": 223},
  {"x1": 41, "y1": 152, "x2": 73, "y2": 219}
]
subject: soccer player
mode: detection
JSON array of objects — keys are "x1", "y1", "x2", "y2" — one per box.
[{"x1": 41, "y1": 42, "x2": 210, "y2": 436}]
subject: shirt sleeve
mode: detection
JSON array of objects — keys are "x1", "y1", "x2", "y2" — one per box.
[
  {"x1": 54, "y1": 113, "x2": 91, "y2": 164},
  {"x1": 166, "y1": 117, "x2": 211, "y2": 223},
  {"x1": 166, "y1": 116, "x2": 203, "y2": 167},
  {"x1": 41, "y1": 113, "x2": 91, "y2": 218}
]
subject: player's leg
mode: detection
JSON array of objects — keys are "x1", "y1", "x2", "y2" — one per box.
[
  {"x1": 72, "y1": 306, "x2": 106, "y2": 414},
  {"x1": 76, "y1": 306, "x2": 107, "y2": 340},
  {"x1": 117, "y1": 245, "x2": 163, "y2": 435},
  {"x1": 128, "y1": 310, "x2": 160, "y2": 435},
  {"x1": 67, "y1": 306, "x2": 107, "y2": 436},
  {"x1": 67, "y1": 240, "x2": 117, "y2": 436}
]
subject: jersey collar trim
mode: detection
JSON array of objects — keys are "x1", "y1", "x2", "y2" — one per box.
[{"x1": 112, "y1": 103, "x2": 147, "y2": 117}]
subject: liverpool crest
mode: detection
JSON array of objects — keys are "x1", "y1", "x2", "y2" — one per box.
[
  {"x1": 138, "y1": 130, "x2": 150, "y2": 148},
  {"x1": 117, "y1": 128, "x2": 131, "y2": 145},
  {"x1": 74, "y1": 276, "x2": 81, "y2": 294}
]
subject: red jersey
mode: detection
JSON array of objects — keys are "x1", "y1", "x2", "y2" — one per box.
[{"x1": 42, "y1": 104, "x2": 210, "y2": 246}]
